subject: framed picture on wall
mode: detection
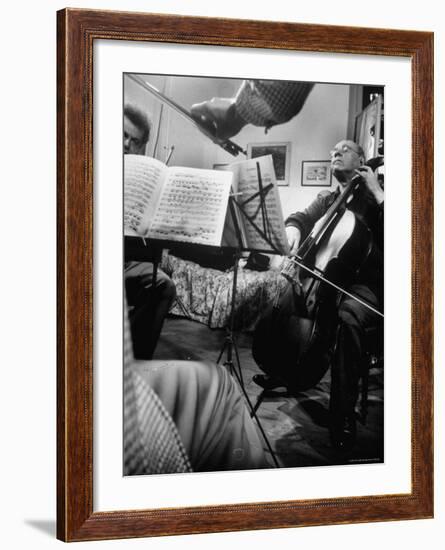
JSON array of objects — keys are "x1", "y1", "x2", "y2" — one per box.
[
  {"x1": 301, "y1": 160, "x2": 332, "y2": 186},
  {"x1": 247, "y1": 142, "x2": 291, "y2": 185}
]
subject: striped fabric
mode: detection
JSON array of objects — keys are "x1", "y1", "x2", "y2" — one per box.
[
  {"x1": 123, "y1": 300, "x2": 192, "y2": 475},
  {"x1": 235, "y1": 79, "x2": 314, "y2": 131}
]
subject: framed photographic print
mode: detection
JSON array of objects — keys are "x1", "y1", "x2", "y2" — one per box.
[
  {"x1": 247, "y1": 142, "x2": 291, "y2": 185},
  {"x1": 301, "y1": 160, "x2": 332, "y2": 186},
  {"x1": 57, "y1": 8, "x2": 433, "y2": 542}
]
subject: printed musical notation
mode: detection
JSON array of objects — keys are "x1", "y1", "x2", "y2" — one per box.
[
  {"x1": 123, "y1": 153, "x2": 287, "y2": 252},
  {"x1": 149, "y1": 169, "x2": 232, "y2": 246},
  {"x1": 124, "y1": 155, "x2": 164, "y2": 235},
  {"x1": 124, "y1": 155, "x2": 233, "y2": 245}
]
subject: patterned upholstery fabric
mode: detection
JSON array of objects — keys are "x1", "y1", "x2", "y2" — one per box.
[{"x1": 162, "y1": 252, "x2": 288, "y2": 330}]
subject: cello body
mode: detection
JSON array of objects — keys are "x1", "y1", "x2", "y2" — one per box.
[{"x1": 252, "y1": 209, "x2": 372, "y2": 392}]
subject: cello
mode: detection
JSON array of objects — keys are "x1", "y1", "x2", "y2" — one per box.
[{"x1": 251, "y1": 157, "x2": 384, "y2": 392}]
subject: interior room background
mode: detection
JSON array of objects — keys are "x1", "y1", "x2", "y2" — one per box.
[{"x1": 124, "y1": 75, "x2": 371, "y2": 218}]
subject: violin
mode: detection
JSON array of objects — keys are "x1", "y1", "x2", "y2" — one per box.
[{"x1": 252, "y1": 157, "x2": 383, "y2": 392}]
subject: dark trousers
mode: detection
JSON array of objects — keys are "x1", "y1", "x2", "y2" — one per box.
[
  {"x1": 125, "y1": 261, "x2": 176, "y2": 360},
  {"x1": 330, "y1": 284, "x2": 381, "y2": 420}
]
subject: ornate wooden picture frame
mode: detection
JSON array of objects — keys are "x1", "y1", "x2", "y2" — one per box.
[{"x1": 57, "y1": 8, "x2": 433, "y2": 542}]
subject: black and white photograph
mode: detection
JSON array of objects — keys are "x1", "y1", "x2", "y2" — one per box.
[
  {"x1": 123, "y1": 73, "x2": 385, "y2": 475},
  {"x1": 2, "y1": 0, "x2": 440, "y2": 546}
]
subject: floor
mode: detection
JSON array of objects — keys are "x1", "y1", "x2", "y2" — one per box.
[{"x1": 155, "y1": 315, "x2": 384, "y2": 470}]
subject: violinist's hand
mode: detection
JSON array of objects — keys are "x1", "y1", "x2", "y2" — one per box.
[
  {"x1": 190, "y1": 98, "x2": 245, "y2": 140},
  {"x1": 355, "y1": 165, "x2": 384, "y2": 204},
  {"x1": 286, "y1": 226, "x2": 301, "y2": 256}
]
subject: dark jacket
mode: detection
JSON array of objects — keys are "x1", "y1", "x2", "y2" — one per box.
[{"x1": 285, "y1": 185, "x2": 384, "y2": 302}]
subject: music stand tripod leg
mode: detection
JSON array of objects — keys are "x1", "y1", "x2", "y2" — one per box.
[
  {"x1": 214, "y1": 222, "x2": 279, "y2": 467},
  {"x1": 227, "y1": 355, "x2": 280, "y2": 468},
  {"x1": 216, "y1": 250, "x2": 243, "y2": 383},
  {"x1": 216, "y1": 289, "x2": 279, "y2": 468}
]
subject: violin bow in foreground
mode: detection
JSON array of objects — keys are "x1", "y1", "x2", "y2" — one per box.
[{"x1": 127, "y1": 74, "x2": 246, "y2": 157}]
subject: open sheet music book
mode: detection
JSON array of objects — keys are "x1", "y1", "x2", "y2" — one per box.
[
  {"x1": 124, "y1": 154, "x2": 289, "y2": 254},
  {"x1": 228, "y1": 156, "x2": 289, "y2": 254}
]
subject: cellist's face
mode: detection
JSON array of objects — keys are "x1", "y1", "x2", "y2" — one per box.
[{"x1": 330, "y1": 140, "x2": 364, "y2": 183}]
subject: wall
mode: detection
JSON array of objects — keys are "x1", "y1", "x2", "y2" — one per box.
[{"x1": 126, "y1": 75, "x2": 350, "y2": 218}]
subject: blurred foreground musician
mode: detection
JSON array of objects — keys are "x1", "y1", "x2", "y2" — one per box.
[{"x1": 123, "y1": 298, "x2": 271, "y2": 473}]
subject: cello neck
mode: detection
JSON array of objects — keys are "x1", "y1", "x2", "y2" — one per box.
[
  {"x1": 297, "y1": 180, "x2": 357, "y2": 260},
  {"x1": 296, "y1": 157, "x2": 383, "y2": 260}
]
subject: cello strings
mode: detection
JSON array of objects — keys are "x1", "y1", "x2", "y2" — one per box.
[{"x1": 289, "y1": 258, "x2": 384, "y2": 318}]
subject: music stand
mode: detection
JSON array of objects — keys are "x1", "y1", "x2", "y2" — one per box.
[{"x1": 216, "y1": 161, "x2": 284, "y2": 468}]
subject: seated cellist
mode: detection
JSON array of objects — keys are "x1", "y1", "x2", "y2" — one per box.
[{"x1": 280, "y1": 140, "x2": 383, "y2": 449}]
